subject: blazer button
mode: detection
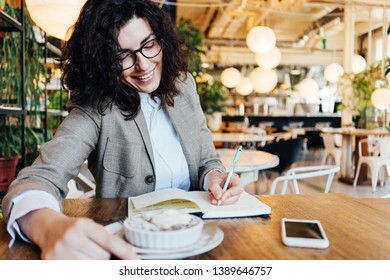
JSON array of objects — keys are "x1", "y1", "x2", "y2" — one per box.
[{"x1": 144, "y1": 175, "x2": 155, "y2": 184}]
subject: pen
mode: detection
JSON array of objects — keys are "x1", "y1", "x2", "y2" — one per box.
[{"x1": 217, "y1": 145, "x2": 243, "y2": 206}]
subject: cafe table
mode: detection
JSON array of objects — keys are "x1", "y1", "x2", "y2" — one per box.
[
  {"x1": 1, "y1": 193, "x2": 390, "y2": 260},
  {"x1": 321, "y1": 127, "x2": 390, "y2": 184},
  {"x1": 216, "y1": 148, "x2": 279, "y2": 186},
  {"x1": 211, "y1": 132, "x2": 276, "y2": 149}
]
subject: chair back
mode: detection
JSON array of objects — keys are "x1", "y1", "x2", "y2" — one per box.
[
  {"x1": 359, "y1": 137, "x2": 384, "y2": 157},
  {"x1": 379, "y1": 137, "x2": 390, "y2": 158},
  {"x1": 269, "y1": 165, "x2": 340, "y2": 194},
  {"x1": 257, "y1": 138, "x2": 304, "y2": 173},
  {"x1": 305, "y1": 130, "x2": 324, "y2": 149},
  {"x1": 320, "y1": 133, "x2": 337, "y2": 150}
]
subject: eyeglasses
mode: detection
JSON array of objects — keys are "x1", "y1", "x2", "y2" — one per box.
[{"x1": 117, "y1": 38, "x2": 162, "y2": 70}]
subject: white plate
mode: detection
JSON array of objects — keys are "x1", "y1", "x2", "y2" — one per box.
[{"x1": 105, "y1": 222, "x2": 224, "y2": 260}]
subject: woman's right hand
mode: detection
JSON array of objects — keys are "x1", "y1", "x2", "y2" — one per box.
[{"x1": 17, "y1": 208, "x2": 138, "y2": 260}]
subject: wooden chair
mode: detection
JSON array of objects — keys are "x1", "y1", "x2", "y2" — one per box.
[{"x1": 320, "y1": 133, "x2": 341, "y2": 166}]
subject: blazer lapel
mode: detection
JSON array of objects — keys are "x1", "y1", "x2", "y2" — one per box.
[
  {"x1": 166, "y1": 96, "x2": 198, "y2": 184},
  {"x1": 134, "y1": 110, "x2": 156, "y2": 171}
]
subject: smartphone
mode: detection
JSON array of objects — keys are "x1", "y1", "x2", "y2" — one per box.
[{"x1": 281, "y1": 218, "x2": 329, "y2": 249}]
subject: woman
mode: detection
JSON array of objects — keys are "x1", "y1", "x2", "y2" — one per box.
[{"x1": 2, "y1": 0, "x2": 243, "y2": 259}]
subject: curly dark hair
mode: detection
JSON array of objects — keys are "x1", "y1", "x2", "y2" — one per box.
[{"x1": 60, "y1": 0, "x2": 187, "y2": 120}]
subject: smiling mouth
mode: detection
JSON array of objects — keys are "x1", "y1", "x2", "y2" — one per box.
[{"x1": 136, "y1": 69, "x2": 154, "y2": 80}]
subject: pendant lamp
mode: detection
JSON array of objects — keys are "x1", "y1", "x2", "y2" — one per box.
[
  {"x1": 324, "y1": 63, "x2": 344, "y2": 83},
  {"x1": 351, "y1": 55, "x2": 366, "y2": 74},
  {"x1": 246, "y1": 26, "x2": 276, "y2": 54},
  {"x1": 220, "y1": 67, "x2": 241, "y2": 88},
  {"x1": 371, "y1": 88, "x2": 390, "y2": 110},
  {"x1": 298, "y1": 78, "x2": 319, "y2": 98},
  {"x1": 249, "y1": 67, "x2": 278, "y2": 94},
  {"x1": 26, "y1": 0, "x2": 86, "y2": 41},
  {"x1": 255, "y1": 47, "x2": 281, "y2": 69},
  {"x1": 235, "y1": 77, "x2": 253, "y2": 96}
]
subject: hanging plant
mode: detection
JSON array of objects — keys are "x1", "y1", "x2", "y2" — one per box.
[
  {"x1": 177, "y1": 17, "x2": 205, "y2": 77},
  {"x1": 0, "y1": 3, "x2": 46, "y2": 114},
  {"x1": 177, "y1": 18, "x2": 228, "y2": 115}
]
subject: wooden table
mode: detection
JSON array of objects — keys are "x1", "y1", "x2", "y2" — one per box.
[
  {"x1": 222, "y1": 126, "x2": 277, "y2": 135},
  {"x1": 1, "y1": 193, "x2": 390, "y2": 260},
  {"x1": 216, "y1": 148, "x2": 279, "y2": 186},
  {"x1": 212, "y1": 132, "x2": 281, "y2": 149},
  {"x1": 322, "y1": 128, "x2": 390, "y2": 184}
]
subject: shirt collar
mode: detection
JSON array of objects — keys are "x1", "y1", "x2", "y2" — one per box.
[{"x1": 139, "y1": 92, "x2": 160, "y2": 109}]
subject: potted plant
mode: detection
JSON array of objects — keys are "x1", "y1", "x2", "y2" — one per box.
[
  {"x1": 177, "y1": 18, "x2": 229, "y2": 131},
  {"x1": 196, "y1": 74, "x2": 228, "y2": 131},
  {"x1": 0, "y1": 123, "x2": 20, "y2": 192},
  {"x1": 0, "y1": 119, "x2": 44, "y2": 192},
  {"x1": 1, "y1": 2, "x2": 46, "y2": 177},
  {"x1": 339, "y1": 58, "x2": 389, "y2": 128}
]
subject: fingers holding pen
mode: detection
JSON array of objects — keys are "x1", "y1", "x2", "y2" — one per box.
[{"x1": 208, "y1": 172, "x2": 243, "y2": 205}]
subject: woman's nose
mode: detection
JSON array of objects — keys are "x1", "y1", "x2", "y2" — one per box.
[{"x1": 134, "y1": 52, "x2": 150, "y2": 70}]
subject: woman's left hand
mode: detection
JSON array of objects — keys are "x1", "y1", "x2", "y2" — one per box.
[{"x1": 206, "y1": 170, "x2": 244, "y2": 205}]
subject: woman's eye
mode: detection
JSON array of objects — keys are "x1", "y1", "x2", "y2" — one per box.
[
  {"x1": 143, "y1": 41, "x2": 155, "y2": 49},
  {"x1": 119, "y1": 52, "x2": 132, "y2": 60}
]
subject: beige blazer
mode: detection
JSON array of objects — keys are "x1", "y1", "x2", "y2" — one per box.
[{"x1": 2, "y1": 74, "x2": 224, "y2": 222}]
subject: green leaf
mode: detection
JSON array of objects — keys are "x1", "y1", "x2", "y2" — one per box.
[{"x1": 386, "y1": 66, "x2": 390, "y2": 76}]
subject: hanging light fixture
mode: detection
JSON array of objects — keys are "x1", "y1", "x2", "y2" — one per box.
[
  {"x1": 220, "y1": 67, "x2": 241, "y2": 88},
  {"x1": 246, "y1": 26, "x2": 276, "y2": 54},
  {"x1": 324, "y1": 63, "x2": 344, "y2": 83},
  {"x1": 249, "y1": 67, "x2": 278, "y2": 94},
  {"x1": 351, "y1": 55, "x2": 367, "y2": 74},
  {"x1": 297, "y1": 78, "x2": 319, "y2": 98},
  {"x1": 255, "y1": 47, "x2": 281, "y2": 69},
  {"x1": 26, "y1": 0, "x2": 86, "y2": 41},
  {"x1": 235, "y1": 77, "x2": 253, "y2": 96},
  {"x1": 371, "y1": 88, "x2": 390, "y2": 110}
]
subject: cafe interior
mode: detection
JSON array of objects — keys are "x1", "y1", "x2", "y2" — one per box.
[
  {"x1": 1, "y1": 0, "x2": 390, "y2": 261},
  {"x1": 176, "y1": 0, "x2": 390, "y2": 200}
]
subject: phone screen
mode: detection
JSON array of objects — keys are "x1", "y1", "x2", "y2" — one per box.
[{"x1": 285, "y1": 221, "x2": 324, "y2": 239}]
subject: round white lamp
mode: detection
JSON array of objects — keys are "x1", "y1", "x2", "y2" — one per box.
[
  {"x1": 255, "y1": 46, "x2": 281, "y2": 69},
  {"x1": 298, "y1": 78, "x2": 319, "y2": 98},
  {"x1": 324, "y1": 63, "x2": 344, "y2": 83},
  {"x1": 371, "y1": 88, "x2": 390, "y2": 110},
  {"x1": 26, "y1": 0, "x2": 86, "y2": 41},
  {"x1": 246, "y1": 26, "x2": 276, "y2": 54},
  {"x1": 352, "y1": 55, "x2": 367, "y2": 74},
  {"x1": 249, "y1": 67, "x2": 278, "y2": 94},
  {"x1": 220, "y1": 67, "x2": 241, "y2": 88},
  {"x1": 235, "y1": 77, "x2": 253, "y2": 96}
]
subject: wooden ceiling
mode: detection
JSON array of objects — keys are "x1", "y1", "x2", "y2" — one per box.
[{"x1": 170, "y1": 0, "x2": 390, "y2": 67}]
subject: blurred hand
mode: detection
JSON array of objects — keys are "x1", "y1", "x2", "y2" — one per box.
[
  {"x1": 206, "y1": 170, "x2": 243, "y2": 205},
  {"x1": 18, "y1": 208, "x2": 138, "y2": 260}
]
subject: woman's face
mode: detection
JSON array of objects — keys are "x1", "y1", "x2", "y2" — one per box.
[{"x1": 117, "y1": 17, "x2": 163, "y2": 93}]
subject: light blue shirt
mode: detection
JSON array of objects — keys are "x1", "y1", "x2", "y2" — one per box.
[{"x1": 139, "y1": 92, "x2": 190, "y2": 191}]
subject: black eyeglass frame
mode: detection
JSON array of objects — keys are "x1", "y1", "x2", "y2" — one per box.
[{"x1": 117, "y1": 38, "x2": 163, "y2": 70}]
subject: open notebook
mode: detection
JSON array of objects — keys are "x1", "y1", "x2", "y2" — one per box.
[{"x1": 128, "y1": 188, "x2": 271, "y2": 219}]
